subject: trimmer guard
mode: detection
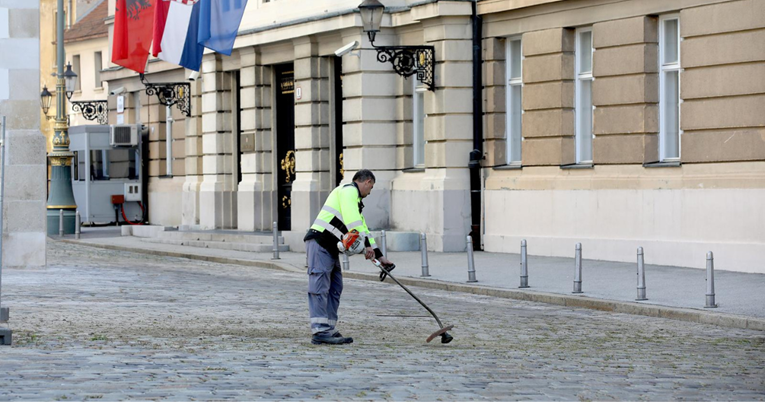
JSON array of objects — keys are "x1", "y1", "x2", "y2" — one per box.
[{"x1": 426, "y1": 325, "x2": 454, "y2": 343}]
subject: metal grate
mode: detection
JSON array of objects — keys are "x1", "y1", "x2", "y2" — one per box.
[{"x1": 113, "y1": 126, "x2": 132, "y2": 144}]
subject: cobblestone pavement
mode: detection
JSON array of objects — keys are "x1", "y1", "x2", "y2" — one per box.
[{"x1": 1, "y1": 241, "x2": 763, "y2": 401}]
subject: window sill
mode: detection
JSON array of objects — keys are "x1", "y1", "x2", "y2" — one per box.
[
  {"x1": 158, "y1": 175, "x2": 174, "y2": 179},
  {"x1": 643, "y1": 161, "x2": 681, "y2": 168},
  {"x1": 493, "y1": 164, "x2": 522, "y2": 171},
  {"x1": 560, "y1": 163, "x2": 593, "y2": 170},
  {"x1": 402, "y1": 167, "x2": 425, "y2": 173}
]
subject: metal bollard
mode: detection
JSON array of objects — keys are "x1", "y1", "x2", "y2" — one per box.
[
  {"x1": 519, "y1": 239, "x2": 529, "y2": 288},
  {"x1": 636, "y1": 247, "x2": 647, "y2": 300},
  {"x1": 380, "y1": 230, "x2": 387, "y2": 257},
  {"x1": 342, "y1": 253, "x2": 350, "y2": 271},
  {"x1": 59, "y1": 209, "x2": 64, "y2": 237},
  {"x1": 420, "y1": 233, "x2": 430, "y2": 277},
  {"x1": 75, "y1": 211, "x2": 81, "y2": 240},
  {"x1": 467, "y1": 235, "x2": 477, "y2": 283},
  {"x1": 705, "y1": 251, "x2": 717, "y2": 308},
  {"x1": 573, "y1": 243, "x2": 583, "y2": 293},
  {"x1": 271, "y1": 221, "x2": 280, "y2": 260}
]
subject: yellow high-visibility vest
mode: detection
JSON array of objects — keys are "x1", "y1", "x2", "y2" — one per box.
[{"x1": 310, "y1": 183, "x2": 379, "y2": 251}]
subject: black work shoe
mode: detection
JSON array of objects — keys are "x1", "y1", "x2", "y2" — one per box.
[
  {"x1": 332, "y1": 332, "x2": 354, "y2": 343},
  {"x1": 312, "y1": 334, "x2": 353, "y2": 345}
]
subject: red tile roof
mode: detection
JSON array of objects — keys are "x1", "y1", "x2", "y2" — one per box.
[{"x1": 63, "y1": 0, "x2": 108, "y2": 43}]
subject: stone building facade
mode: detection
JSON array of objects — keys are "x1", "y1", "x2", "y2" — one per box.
[{"x1": 101, "y1": 0, "x2": 765, "y2": 273}]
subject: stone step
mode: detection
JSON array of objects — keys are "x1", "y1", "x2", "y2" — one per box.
[
  {"x1": 157, "y1": 230, "x2": 282, "y2": 245},
  {"x1": 144, "y1": 238, "x2": 290, "y2": 253}
]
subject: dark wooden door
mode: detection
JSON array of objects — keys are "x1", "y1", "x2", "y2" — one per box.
[{"x1": 275, "y1": 64, "x2": 295, "y2": 231}]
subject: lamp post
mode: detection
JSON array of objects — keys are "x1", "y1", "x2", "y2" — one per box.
[
  {"x1": 45, "y1": 0, "x2": 78, "y2": 235},
  {"x1": 358, "y1": 0, "x2": 436, "y2": 91}
]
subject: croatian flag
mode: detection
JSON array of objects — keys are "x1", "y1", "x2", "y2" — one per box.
[
  {"x1": 154, "y1": 0, "x2": 205, "y2": 71},
  {"x1": 197, "y1": 0, "x2": 249, "y2": 56}
]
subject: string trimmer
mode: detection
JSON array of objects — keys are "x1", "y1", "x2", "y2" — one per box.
[{"x1": 371, "y1": 259, "x2": 454, "y2": 344}]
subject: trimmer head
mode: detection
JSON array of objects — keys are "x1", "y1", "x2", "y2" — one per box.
[{"x1": 426, "y1": 325, "x2": 454, "y2": 344}]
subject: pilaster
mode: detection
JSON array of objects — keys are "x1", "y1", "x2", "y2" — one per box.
[
  {"x1": 199, "y1": 56, "x2": 237, "y2": 229},
  {"x1": 238, "y1": 48, "x2": 275, "y2": 231},
  {"x1": 390, "y1": 15, "x2": 473, "y2": 251},
  {"x1": 342, "y1": 29, "x2": 399, "y2": 230},
  {"x1": 182, "y1": 79, "x2": 203, "y2": 226}
]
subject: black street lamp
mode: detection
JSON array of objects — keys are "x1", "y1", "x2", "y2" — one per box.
[
  {"x1": 40, "y1": 85, "x2": 53, "y2": 119},
  {"x1": 358, "y1": 0, "x2": 435, "y2": 91},
  {"x1": 63, "y1": 61, "x2": 78, "y2": 100}
]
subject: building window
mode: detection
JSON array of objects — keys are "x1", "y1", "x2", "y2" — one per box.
[
  {"x1": 412, "y1": 79, "x2": 426, "y2": 167},
  {"x1": 575, "y1": 27, "x2": 593, "y2": 164},
  {"x1": 659, "y1": 14, "x2": 681, "y2": 161},
  {"x1": 72, "y1": 55, "x2": 81, "y2": 92},
  {"x1": 505, "y1": 37, "x2": 522, "y2": 165},
  {"x1": 94, "y1": 51, "x2": 103, "y2": 88}
]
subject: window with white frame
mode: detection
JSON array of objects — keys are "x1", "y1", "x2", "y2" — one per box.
[
  {"x1": 659, "y1": 14, "x2": 681, "y2": 161},
  {"x1": 575, "y1": 27, "x2": 593, "y2": 164},
  {"x1": 412, "y1": 79, "x2": 426, "y2": 167},
  {"x1": 505, "y1": 37, "x2": 522, "y2": 165},
  {"x1": 94, "y1": 51, "x2": 103, "y2": 88},
  {"x1": 72, "y1": 54, "x2": 81, "y2": 92}
]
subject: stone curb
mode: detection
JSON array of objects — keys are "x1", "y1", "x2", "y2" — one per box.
[{"x1": 61, "y1": 239, "x2": 765, "y2": 332}]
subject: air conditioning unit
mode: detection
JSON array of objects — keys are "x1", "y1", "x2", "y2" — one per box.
[{"x1": 110, "y1": 124, "x2": 138, "y2": 147}]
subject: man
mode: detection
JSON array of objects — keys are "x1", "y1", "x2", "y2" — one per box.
[{"x1": 303, "y1": 169, "x2": 395, "y2": 345}]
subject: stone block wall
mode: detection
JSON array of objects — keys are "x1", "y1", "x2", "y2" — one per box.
[
  {"x1": 0, "y1": 1, "x2": 46, "y2": 268},
  {"x1": 679, "y1": 0, "x2": 765, "y2": 162},
  {"x1": 591, "y1": 16, "x2": 659, "y2": 164},
  {"x1": 521, "y1": 28, "x2": 575, "y2": 166}
]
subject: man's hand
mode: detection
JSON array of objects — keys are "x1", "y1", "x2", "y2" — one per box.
[
  {"x1": 379, "y1": 256, "x2": 394, "y2": 267},
  {"x1": 364, "y1": 247, "x2": 375, "y2": 260}
]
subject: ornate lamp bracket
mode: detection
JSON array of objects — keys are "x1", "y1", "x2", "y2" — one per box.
[
  {"x1": 139, "y1": 73, "x2": 191, "y2": 117},
  {"x1": 371, "y1": 40, "x2": 435, "y2": 91},
  {"x1": 70, "y1": 100, "x2": 108, "y2": 125}
]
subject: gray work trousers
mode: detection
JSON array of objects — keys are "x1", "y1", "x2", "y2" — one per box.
[{"x1": 306, "y1": 239, "x2": 343, "y2": 335}]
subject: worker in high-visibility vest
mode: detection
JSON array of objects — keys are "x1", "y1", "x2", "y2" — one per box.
[{"x1": 303, "y1": 169, "x2": 394, "y2": 345}]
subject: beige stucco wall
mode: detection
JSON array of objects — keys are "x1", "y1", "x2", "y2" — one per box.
[{"x1": 1, "y1": 1, "x2": 46, "y2": 268}]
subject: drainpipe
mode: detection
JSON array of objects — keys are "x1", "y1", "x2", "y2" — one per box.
[
  {"x1": 166, "y1": 105, "x2": 173, "y2": 177},
  {"x1": 67, "y1": 0, "x2": 72, "y2": 29},
  {"x1": 469, "y1": 0, "x2": 483, "y2": 250}
]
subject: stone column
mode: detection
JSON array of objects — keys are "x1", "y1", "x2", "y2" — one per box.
[
  {"x1": 199, "y1": 56, "x2": 237, "y2": 229},
  {"x1": 238, "y1": 48, "x2": 275, "y2": 231},
  {"x1": 182, "y1": 79, "x2": 203, "y2": 226},
  {"x1": 290, "y1": 37, "x2": 332, "y2": 234},
  {"x1": 342, "y1": 29, "x2": 397, "y2": 230},
  {"x1": 0, "y1": 2, "x2": 46, "y2": 267}
]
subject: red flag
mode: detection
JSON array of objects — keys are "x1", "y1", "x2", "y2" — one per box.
[
  {"x1": 151, "y1": 0, "x2": 171, "y2": 57},
  {"x1": 112, "y1": 0, "x2": 156, "y2": 74}
]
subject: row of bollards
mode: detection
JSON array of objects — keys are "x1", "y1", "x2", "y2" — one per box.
[
  {"x1": 415, "y1": 235, "x2": 718, "y2": 308},
  {"x1": 516, "y1": 240, "x2": 717, "y2": 308}
]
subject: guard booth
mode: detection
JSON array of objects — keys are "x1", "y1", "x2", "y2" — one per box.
[{"x1": 69, "y1": 124, "x2": 145, "y2": 225}]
